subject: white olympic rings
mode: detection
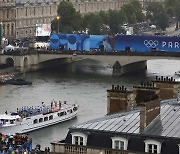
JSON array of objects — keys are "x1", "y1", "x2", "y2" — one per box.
[{"x1": 144, "y1": 40, "x2": 158, "y2": 48}]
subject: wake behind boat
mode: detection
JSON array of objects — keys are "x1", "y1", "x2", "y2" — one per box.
[{"x1": 0, "y1": 100, "x2": 78, "y2": 135}]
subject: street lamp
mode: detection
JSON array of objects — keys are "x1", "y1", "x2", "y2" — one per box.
[{"x1": 56, "y1": 16, "x2": 60, "y2": 33}]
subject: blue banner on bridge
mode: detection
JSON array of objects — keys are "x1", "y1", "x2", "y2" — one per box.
[
  {"x1": 50, "y1": 33, "x2": 180, "y2": 52},
  {"x1": 50, "y1": 33, "x2": 112, "y2": 51},
  {"x1": 114, "y1": 35, "x2": 180, "y2": 52}
]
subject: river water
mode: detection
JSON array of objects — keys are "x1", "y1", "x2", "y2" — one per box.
[{"x1": 0, "y1": 59, "x2": 180, "y2": 150}]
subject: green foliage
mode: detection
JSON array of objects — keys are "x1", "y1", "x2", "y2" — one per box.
[
  {"x1": 84, "y1": 13, "x2": 103, "y2": 35},
  {"x1": 52, "y1": 1, "x2": 82, "y2": 33},
  {"x1": 175, "y1": 1, "x2": 180, "y2": 21},
  {"x1": 99, "y1": 11, "x2": 109, "y2": 25},
  {"x1": 122, "y1": 0, "x2": 145, "y2": 24},
  {"x1": 164, "y1": 0, "x2": 180, "y2": 21},
  {"x1": 122, "y1": 4, "x2": 136, "y2": 24},
  {"x1": 146, "y1": 2, "x2": 169, "y2": 30},
  {"x1": 51, "y1": 0, "x2": 151, "y2": 34},
  {"x1": 164, "y1": 0, "x2": 177, "y2": 17}
]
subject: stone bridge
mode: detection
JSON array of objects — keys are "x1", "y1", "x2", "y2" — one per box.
[{"x1": 1, "y1": 52, "x2": 180, "y2": 75}]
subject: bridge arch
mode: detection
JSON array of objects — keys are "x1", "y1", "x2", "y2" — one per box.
[
  {"x1": 23, "y1": 57, "x2": 28, "y2": 68},
  {"x1": 6, "y1": 57, "x2": 14, "y2": 67}
]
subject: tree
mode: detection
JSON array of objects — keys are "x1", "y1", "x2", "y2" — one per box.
[
  {"x1": 122, "y1": 4, "x2": 136, "y2": 24},
  {"x1": 131, "y1": 0, "x2": 145, "y2": 22},
  {"x1": 108, "y1": 10, "x2": 121, "y2": 34},
  {"x1": 175, "y1": 1, "x2": 180, "y2": 22},
  {"x1": 71, "y1": 12, "x2": 83, "y2": 33},
  {"x1": 83, "y1": 13, "x2": 103, "y2": 35},
  {"x1": 146, "y1": 2, "x2": 169, "y2": 30},
  {"x1": 156, "y1": 12, "x2": 169, "y2": 31},
  {"x1": 122, "y1": 0, "x2": 145, "y2": 24},
  {"x1": 99, "y1": 11, "x2": 109, "y2": 25},
  {"x1": 164, "y1": 0, "x2": 177, "y2": 17},
  {"x1": 51, "y1": 1, "x2": 83, "y2": 33}
]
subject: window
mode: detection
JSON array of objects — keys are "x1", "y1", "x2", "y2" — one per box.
[
  {"x1": 49, "y1": 115, "x2": 53, "y2": 120},
  {"x1": 34, "y1": 119, "x2": 38, "y2": 124},
  {"x1": 74, "y1": 136, "x2": 83, "y2": 145},
  {"x1": 39, "y1": 118, "x2": 43, "y2": 123},
  {"x1": 71, "y1": 132, "x2": 88, "y2": 146},
  {"x1": 44, "y1": 117, "x2": 48, "y2": 121},
  {"x1": 144, "y1": 140, "x2": 161, "y2": 154},
  {"x1": 111, "y1": 137, "x2": 128, "y2": 150}
]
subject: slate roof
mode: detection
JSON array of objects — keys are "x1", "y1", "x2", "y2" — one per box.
[{"x1": 71, "y1": 99, "x2": 180, "y2": 139}]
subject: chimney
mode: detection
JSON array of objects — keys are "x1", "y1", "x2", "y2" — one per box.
[
  {"x1": 133, "y1": 81, "x2": 160, "y2": 106},
  {"x1": 139, "y1": 94, "x2": 160, "y2": 131},
  {"x1": 107, "y1": 85, "x2": 136, "y2": 115},
  {"x1": 152, "y1": 76, "x2": 180, "y2": 100}
]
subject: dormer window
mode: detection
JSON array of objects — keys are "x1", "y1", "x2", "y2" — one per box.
[
  {"x1": 111, "y1": 137, "x2": 128, "y2": 150},
  {"x1": 71, "y1": 132, "x2": 87, "y2": 146},
  {"x1": 144, "y1": 140, "x2": 161, "y2": 154}
]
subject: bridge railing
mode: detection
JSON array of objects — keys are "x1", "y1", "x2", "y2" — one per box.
[{"x1": 2, "y1": 49, "x2": 180, "y2": 57}]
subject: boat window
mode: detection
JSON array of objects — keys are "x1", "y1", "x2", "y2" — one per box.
[
  {"x1": 10, "y1": 120, "x2": 14, "y2": 124},
  {"x1": 6, "y1": 120, "x2": 8, "y2": 122},
  {"x1": 1, "y1": 119, "x2": 5, "y2": 124},
  {"x1": 44, "y1": 117, "x2": 48, "y2": 121},
  {"x1": 39, "y1": 118, "x2": 43, "y2": 123},
  {"x1": 49, "y1": 115, "x2": 53, "y2": 120},
  {"x1": 60, "y1": 112, "x2": 64, "y2": 116},
  {"x1": 34, "y1": 119, "x2": 38, "y2": 124}
]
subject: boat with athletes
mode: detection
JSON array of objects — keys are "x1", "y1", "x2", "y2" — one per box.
[{"x1": 0, "y1": 100, "x2": 78, "y2": 135}]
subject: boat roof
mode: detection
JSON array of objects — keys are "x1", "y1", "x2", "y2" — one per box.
[{"x1": 70, "y1": 99, "x2": 180, "y2": 139}]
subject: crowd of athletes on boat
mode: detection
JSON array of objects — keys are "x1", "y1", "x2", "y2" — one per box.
[
  {"x1": 5, "y1": 100, "x2": 68, "y2": 118},
  {"x1": 0, "y1": 133, "x2": 32, "y2": 153}
]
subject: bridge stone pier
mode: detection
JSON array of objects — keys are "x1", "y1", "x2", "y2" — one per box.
[{"x1": 0, "y1": 53, "x2": 180, "y2": 75}]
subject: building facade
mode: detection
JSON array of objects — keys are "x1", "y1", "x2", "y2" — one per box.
[
  {"x1": 0, "y1": 0, "x2": 58, "y2": 40},
  {"x1": 71, "y1": 0, "x2": 131, "y2": 14},
  {"x1": 0, "y1": 0, "x2": 16, "y2": 40},
  {"x1": 0, "y1": 0, "x2": 165, "y2": 40}
]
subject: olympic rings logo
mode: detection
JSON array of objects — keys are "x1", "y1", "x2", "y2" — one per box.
[{"x1": 144, "y1": 40, "x2": 158, "y2": 48}]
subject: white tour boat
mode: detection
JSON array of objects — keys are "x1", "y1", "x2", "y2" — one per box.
[{"x1": 0, "y1": 100, "x2": 78, "y2": 135}]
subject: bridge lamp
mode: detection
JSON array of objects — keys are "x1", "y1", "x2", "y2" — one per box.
[{"x1": 56, "y1": 16, "x2": 60, "y2": 33}]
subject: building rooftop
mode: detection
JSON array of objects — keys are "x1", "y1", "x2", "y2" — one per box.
[
  {"x1": 71, "y1": 99, "x2": 180, "y2": 139},
  {"x1": 15, "y1": 0, "x2": 58, "y2": 4}
]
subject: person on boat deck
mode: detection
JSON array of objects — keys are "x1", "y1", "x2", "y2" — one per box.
[
  {"x1": 42, "y1": 102, "x2": 45, "y2": 107},
  {"x1": 5, "y1": 111, "x2": 7, "y2": 114},
  {"x1": 59, "y1": 101, "x2": 61, "y2": 108}
]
